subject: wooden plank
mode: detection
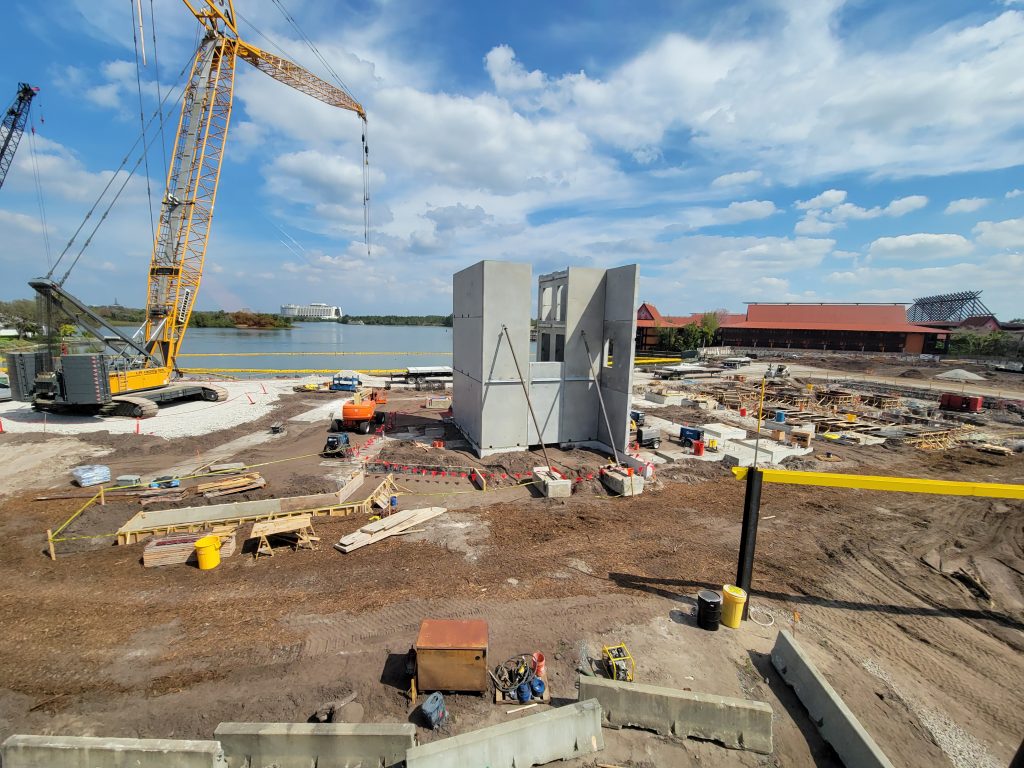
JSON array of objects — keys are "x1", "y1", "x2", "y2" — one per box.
[{"x1": 334, "y1": 508, "x2": 446, "y2": 553}]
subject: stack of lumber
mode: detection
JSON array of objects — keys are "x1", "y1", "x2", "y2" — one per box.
[
  {"x1": 142, "y1": 527, "x2": 237, "y2": 568},
  {"x1": 199, "y1": 473, "x2": 266, "y2": 498},
  {"x1": 334, "y1": 507, "x2": 446, "y2": 553}
]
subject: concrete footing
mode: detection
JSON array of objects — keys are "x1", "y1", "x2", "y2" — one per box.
[
  {"x1": 578, "y1": 676, "x2": 773, "y2": 754},
  {"x1": 601, "y1": 468, "x2": 644, "y2": 496},
  {"x1": 0, "y1": 735, "x2": 227, "y2": 768},
  {"x1": 214, "y1": 722, "x2": 416, "y2": 768},
  {"x1": 404, "y1": 699, "x2": 604, "y2": 768},
  {"x1": 771, "y1": 630, "x2": 895, "y2": 768}
]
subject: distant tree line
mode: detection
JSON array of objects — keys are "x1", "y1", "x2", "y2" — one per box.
[
  {"x1": 656, "y1": 312, "x2": 722, "y2": 352},
  {"x1": 341, "y1": 314, "x2": 454, "y2": 327},
  {"x1": 948, "y1": 330, "x2": 1023, "y2": 358}
]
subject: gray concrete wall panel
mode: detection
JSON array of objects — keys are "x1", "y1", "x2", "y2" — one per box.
[
  {"x1": 771, "y1": 631, "x2": 895, "y2": 768},
  {"x1": 1, "y1": 735, "x2": 226, "y2": 768},
  {"x1": 405, "y1": 699, "x2": 604, "y2": 768},
  {"x1": 578, "y1": 676, "x2": 773, "y2": 754},
  {"x1": 214, "y1": 722, "x2": 416, "y2": 768}
]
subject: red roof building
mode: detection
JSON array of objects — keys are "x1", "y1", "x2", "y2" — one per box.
[{"x1": 720, "y1": 303, "x2": 947, "y2": 354}]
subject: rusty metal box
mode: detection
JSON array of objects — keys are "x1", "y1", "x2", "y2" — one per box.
[{"x1": 415, "y1": 619, "x2": 489, "y2": 693}]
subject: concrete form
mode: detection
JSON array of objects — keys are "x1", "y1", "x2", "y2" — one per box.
[
  {"x1": 116, "y1": 474, "x2": 392, "y2": 544},
  {"x1": 404, "y1": 699, "x2": 604, "y2": 768},
  {"x1": 452, "y1": 260, "x2": 638, "y2": 457},
  {"x1": 215, "y1": 722, "x2": 416, "y2": 768},
  {"x1": 771, "y1": 631, "x2": 895, "y2": 768},
  {"x1": 1, "y1": 735, "x2": 227, "y2": 768},
  {"x1": 578, "y1": 676, "x2": 773, "y2": 754}
]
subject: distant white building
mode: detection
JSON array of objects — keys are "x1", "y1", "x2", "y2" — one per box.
[{"x1": 280, "y1": 303, "x2": 343, "y2": 320}]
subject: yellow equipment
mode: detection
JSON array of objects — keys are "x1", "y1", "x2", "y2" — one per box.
[
  {"x1": 602, "y1": 643, "x2": 635, "y2": 682},
  {"x1": 26, "y1": 0, "x2": 366, "y2": 417}
]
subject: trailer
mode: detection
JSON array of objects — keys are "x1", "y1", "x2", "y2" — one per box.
[{"x1": 391, "y1": 366, "x2": 453, "y2": 384}]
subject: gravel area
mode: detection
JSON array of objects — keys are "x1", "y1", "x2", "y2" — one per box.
[{"x1": 0, "y1": 380, "x2": 290, "y2": 438}]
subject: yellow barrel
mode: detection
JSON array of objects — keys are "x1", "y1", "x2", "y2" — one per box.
[
  {"x1": 195, "y1": 535, "x2": 221, "y2": 570},
  {"x1": 721, "y1": 584, "x2": 747, "y2": 628},
  {"x1": 846, "y1": 413, "x2": 857, "y2": 422}
]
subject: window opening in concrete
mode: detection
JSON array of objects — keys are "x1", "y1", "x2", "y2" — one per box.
[
  {"x1": 604, "y1": 337, "x2": 614, "y2": 368},
  {"x1": 541, "y1": 286, "x2": 553, "y2": 321},
  {"x1": 540, "y1": 333, "x2": 551, "y2": 362},
  {"x1": 554, "y1": 333, "x2": 565, "y2": 362},
  {"x1": 555, "y1": 284, "x2": 566, "y2": 322}
]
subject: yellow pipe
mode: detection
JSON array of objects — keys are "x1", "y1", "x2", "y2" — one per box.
[{"x1": 730, "y1": 467, "x2": 1024, "y2": 499}]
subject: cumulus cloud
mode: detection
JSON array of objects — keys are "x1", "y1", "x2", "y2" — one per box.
[
  {"x1": 711, "y1": 170, "x2": 763, "y2": 188},
  {"x1": 1007, "y1": 188, "x2": 1023, "y2": 198},
  {"x1": 973, "y1": 216, "x2": 1024, "y2": 248},
  {"x1": 794, "y1": 191, "x2": 927, "y2": 233},
  {"x1": 944, "y1": 197, "x2": 990, "y2": 214},
  {"x1": 868, "y1": 233, "x2": 974, "y2": 261}
]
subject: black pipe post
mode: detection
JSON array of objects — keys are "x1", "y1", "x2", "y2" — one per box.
[{"x1": 735, "y1": 467, "x2": 763, "y2": 621}]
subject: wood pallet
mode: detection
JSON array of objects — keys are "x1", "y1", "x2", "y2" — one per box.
[
  {"x1": 334, "y1": 507, "x2": 446, "y2": 553},
  {"x1": 142, "y1": 528, "x2": 237, "y2": 568}
]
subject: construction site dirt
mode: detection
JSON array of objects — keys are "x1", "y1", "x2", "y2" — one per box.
[{"x1": 0, "y1": 385, "x2": 1021, "y2": 767}]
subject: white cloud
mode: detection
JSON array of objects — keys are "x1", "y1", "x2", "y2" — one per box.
[
  {"x1": 1007, "y1": 188, "x2": 1023, "y2": 198},
  {"x1": 868, "y1": 233, "x2": 974, "y2": 261},
  {"x1": 711, "y1": 170, "x2": 763, "y2": 188},
  {"x1": 944, "y1": 197, "x2": 990, "y2": 214},
  {"x1": 0, "y1": 210, "x2": 44, "y2": 234},
  {"x1": 797, "y1": 189, "x2": 847, "y2": 210},
  {"x1": 794, "y1": 192, "x2": 927, "y2": 233},
  {"x1": 973, "y1": 216, "x2": 1024, "y2": 248}
]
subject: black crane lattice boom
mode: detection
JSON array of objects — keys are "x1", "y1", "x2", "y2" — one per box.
[{"x1": 0, "y1": 83, "x2": 37, "y2": 191}]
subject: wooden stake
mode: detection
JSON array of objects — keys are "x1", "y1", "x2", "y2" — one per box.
[
  {"x1": 46, "y1": 529, "x2": 55, "y2": 561},
  {"x1": 99, "y1": 486, "x2": 105, "y2": 506}
]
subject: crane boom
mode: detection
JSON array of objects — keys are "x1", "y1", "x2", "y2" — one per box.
[
  {"x1": 21, "y1": 0, "x2": 366, "y2": 416},
  {"x1": 0, "y1": 83, "x2": 38, "y2": 191}
]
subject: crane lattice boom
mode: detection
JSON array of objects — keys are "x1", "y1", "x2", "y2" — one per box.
[{"x1": 0, "y1": 83, "x2": 38, "y2": 191}]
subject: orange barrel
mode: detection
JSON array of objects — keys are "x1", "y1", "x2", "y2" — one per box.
[
  {"x1": 693, "y1": 440, "x2": 705, "y2": 456},
  {"x1": 739, "y1": 407, "x2": 748, "y2": 417}
]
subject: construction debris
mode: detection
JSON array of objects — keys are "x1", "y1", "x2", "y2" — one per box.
[{"x1": 334, "y1": 507, "x2": 447, "y2": 553}]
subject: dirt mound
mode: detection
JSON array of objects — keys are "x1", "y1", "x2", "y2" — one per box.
[{"x1": 899, "y1": 368, "x2": 926, "y2": 379}]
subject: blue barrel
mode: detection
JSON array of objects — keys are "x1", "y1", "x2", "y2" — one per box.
[
  {"x1": 421, "y1": 691, "x2": 447, "y2": 728},
  {"x1": 390, "y1": 495, "x2": 398, "y2": 510},
  {"x1": 530, "y1": 677, "x2": 546, "y2": 697},
  {"x1": 775, "y1": 410, "x2": 786, "y2": 423},
  {"x1": 517, "y1": 682, "x2": 532, "y2": 703}
]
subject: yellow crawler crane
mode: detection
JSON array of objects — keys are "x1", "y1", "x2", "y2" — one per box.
[{"x1": 26, "y1": 0, "x2": 365, "y2": 417}]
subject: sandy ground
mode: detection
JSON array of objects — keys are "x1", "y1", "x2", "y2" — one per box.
[{"x1": 0, "y1": 387, "x2": 1021, "y2": 767}]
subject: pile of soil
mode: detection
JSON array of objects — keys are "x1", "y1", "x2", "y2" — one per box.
[{"x1": 899, "y1": 369, "x2": 926, "y2": 379}]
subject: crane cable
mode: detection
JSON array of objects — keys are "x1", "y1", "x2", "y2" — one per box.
[
  {"x1": 46, "y1": 48, "x2": 195, "y2": 282},
  {"x1": 26, "y1": 108, "x2": 52, "y2": 270},
  {"x1": 130, "y1": 0, "x2": 158, "y2": 258},
  {"x1": 149, "y1": 0, "x2": 169, "y2": 184},
  {"x1": 264, "y1": 0, "x2": 371, "y2": 257}
]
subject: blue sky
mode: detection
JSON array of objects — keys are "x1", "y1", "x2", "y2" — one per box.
[{"x1": 1, "y1": 0, "x2": 1023, "y2": 318}]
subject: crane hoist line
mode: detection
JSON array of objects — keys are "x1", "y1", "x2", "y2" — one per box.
[{"x1": 15, "y1": 0, "x2": 366, "y2": 418}]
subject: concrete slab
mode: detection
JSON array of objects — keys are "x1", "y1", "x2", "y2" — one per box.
[
  {"x1": 215, "y1": 722, "x2": 416, "y2": 768},
  {"x1": 405, "y1": 699, "x2": 604, "y2": 768},
  {"x1": 771, "y1": 630, "x2": 895, "y2": 768},
  {"x1": 1, "y1": 735, "x2": 226, "y2": 768},
  {"x1": 578, "y1": 676, "x2": 773, "y2": 754}
]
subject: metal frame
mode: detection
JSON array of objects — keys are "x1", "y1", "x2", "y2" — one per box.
[{"x1": 908, "y1": 291, "x2": 992, "y2": 323}]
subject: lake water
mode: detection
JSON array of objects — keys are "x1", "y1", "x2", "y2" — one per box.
[{"x1": 178, "y1": 323, "x2": 454, "y2": 375}]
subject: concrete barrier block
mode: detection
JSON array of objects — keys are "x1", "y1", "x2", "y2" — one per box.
[
  {"x1": 215, "y1": 722, "x2": 416, "y2": 768},
  {"x1": 405, "y1": 699, "x2": 604, "y2": 768},
  {"x1": 1, "y1": 735, "x2": 226, "y2": 768},
  {"x1": 771, "y1": 630, "x2": 895, "y2": 768},
  {"x1": 578, "y1": 675, "x2": 773, "y2": 754}
]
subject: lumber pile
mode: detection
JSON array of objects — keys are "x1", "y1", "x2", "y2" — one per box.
[
  {"x1": 142, "y1": 528, "x2": 237, "y2": 568},
  {"x1": 199, "y1": 473, "x2": 266, "y2": 498},
  {"x1": 334, "y1": 507, "x2": 446, "y2": 553}
]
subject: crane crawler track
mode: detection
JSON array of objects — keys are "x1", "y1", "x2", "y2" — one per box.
[{"x1": 106, "y1": 396, "x2": 160, "y2": 419}]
